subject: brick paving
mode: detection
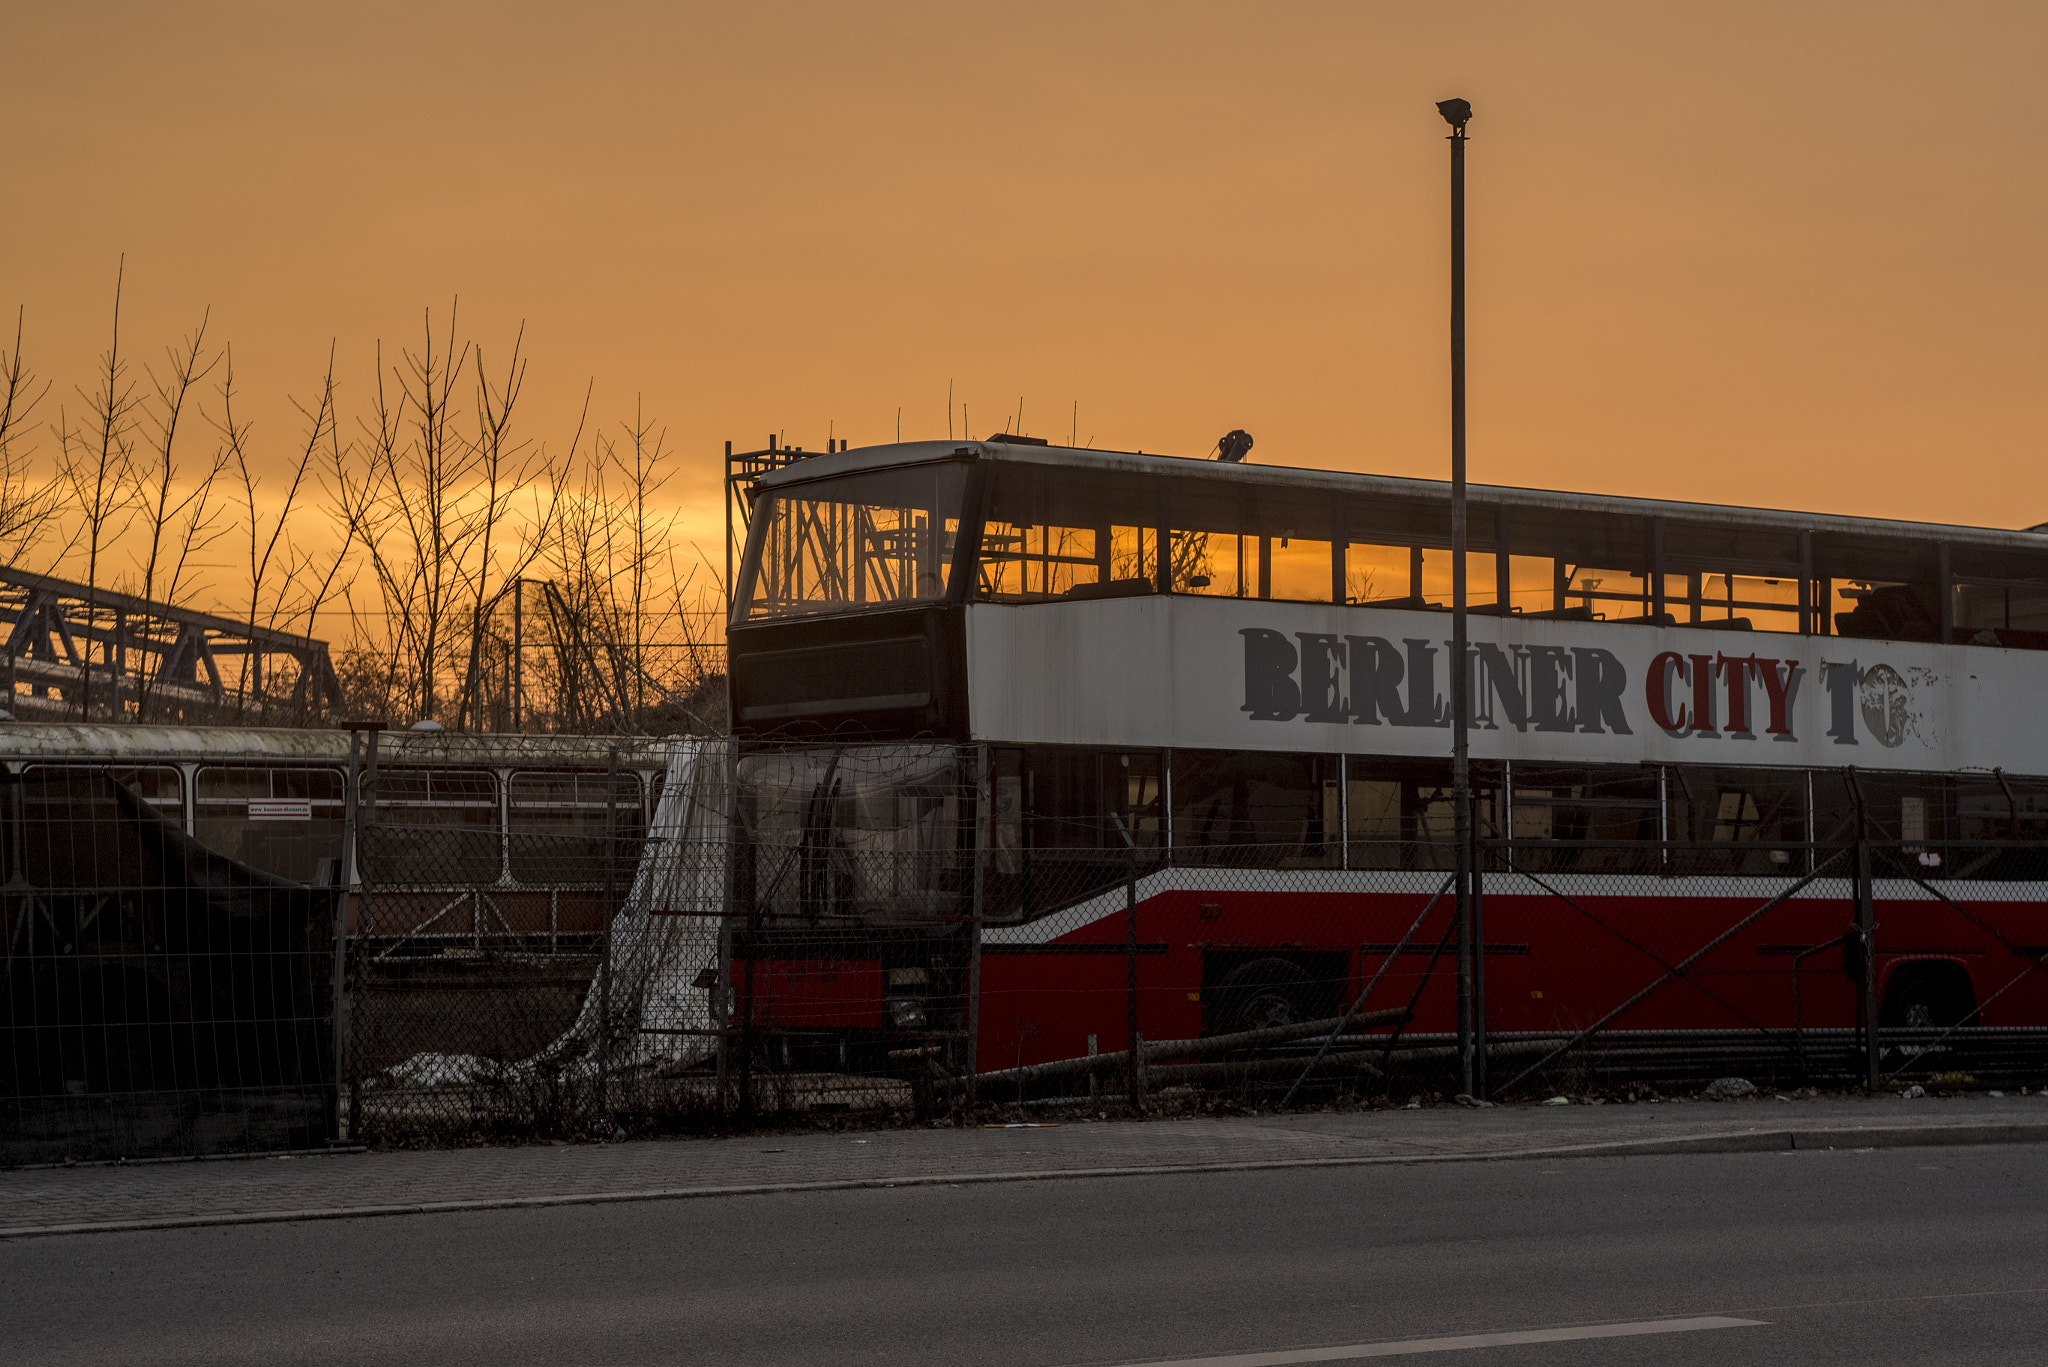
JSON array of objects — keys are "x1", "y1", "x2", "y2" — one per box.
[{"x1": 5, "y1": 1092, "x2": 2047, "y2": 1238}]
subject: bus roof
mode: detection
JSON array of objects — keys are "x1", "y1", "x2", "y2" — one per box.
[{"x1": 755, "y1": 438, "x2": 2046, "y2": 556}]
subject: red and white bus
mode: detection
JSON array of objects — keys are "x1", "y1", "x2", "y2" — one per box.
[{"x1": 725, "y1": 436, "x2": 2048, "y2": 1087}]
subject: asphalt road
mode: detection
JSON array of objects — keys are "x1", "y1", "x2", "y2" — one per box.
[{"x1": 4, "y1": 1145, "x2": 2044, "y2": 1367}]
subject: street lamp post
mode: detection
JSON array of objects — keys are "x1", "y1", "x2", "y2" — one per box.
[{"x1": 1437, "y1": 96, "x2": 1476, "y2": 1099}]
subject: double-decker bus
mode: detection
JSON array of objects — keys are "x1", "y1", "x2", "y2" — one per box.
[{"x1": 725, "y1": 436, "x2": 2048, "y2": 1086}]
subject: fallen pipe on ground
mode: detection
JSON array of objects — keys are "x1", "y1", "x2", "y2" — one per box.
[
  {"x1": 991, "y1": 1037, "x2": 1577, "y2": 1094},
  {"x1": 1367, "y1": 1038, "x2": 1573, "y2": 1065},
  {"x1": 1148, "y1": 1047, "x2": 1390, "y2": 1085},
  {"x1": 1126, "y1": 1037, "x2": 1577, "y2": 1088},
  {"x1": 953, "y1": 1007, "x2": 1412, "y2": 1089}
]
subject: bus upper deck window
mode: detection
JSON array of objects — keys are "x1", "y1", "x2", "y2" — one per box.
[
  {"x1": 1166, "y1": 481, "x2": 1338, "y2": 604},
  {"x1": 980, "y1": 463, "x2": 1160, "y2": 603},
  {"x1": 744, "y1": 463, "x2": 971, "y2": 619}
]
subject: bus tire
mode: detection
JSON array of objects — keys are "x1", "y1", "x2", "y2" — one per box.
[
  {"x1": 1213, "y1": 958, "x2": 1314, "y2": 1035},
  {"x1": 1880, "y1": 961, "x2": 1977, "y2": 1030}
]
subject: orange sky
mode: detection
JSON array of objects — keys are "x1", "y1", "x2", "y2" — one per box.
[{"x1": 6, "y1": 1, "x2": 2048, "y2": 628}]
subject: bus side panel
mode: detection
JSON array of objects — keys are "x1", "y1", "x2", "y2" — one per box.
[
  {"x1": 1875, "y1": 895, "x2": 2048, "y2": 1029},
  {"x1": 977, "y1": 954, "x2": 1188, "y2": 1074},
  {"x1": 999, "y1": 885, "x2": 2036, "y2": 1042},
  {"x1": 1477, "y1": 892, "x2": 1859, "y2": 1035},
  {"x1": 732, "y1": 960, "x2": 886, "y2": 1030},
  {"x1": 1478, "y1": 892, "x2": 2048, "y2": 1033},
  {"x1": 1133, "y1": 887, "x2": 1471, "y2": 1039},
  {"x1": 730, "y1": 888, "x2": 2048, "y2": 1075}
]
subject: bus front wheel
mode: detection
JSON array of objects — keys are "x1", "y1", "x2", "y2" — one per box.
[
  {"x1": 1213, "y1": 958, "x2": 1313, "y2": 1036},
  {"x1": 1880, "y1": 962, "x2": 1977, "y2": 1030}
]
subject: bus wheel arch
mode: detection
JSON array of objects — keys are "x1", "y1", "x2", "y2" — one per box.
[
  {"x1": 1205, "y1": 954, "x2": 1344, "y2": 1035},
  {"x1": 1880, "y1": 959, "x2": 1978, "y2": 1030}
]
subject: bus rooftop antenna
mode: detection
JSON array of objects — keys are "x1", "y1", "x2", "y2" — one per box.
[{"x1": 1217, "y1": 429, "x2": 1255, "y2": 463}]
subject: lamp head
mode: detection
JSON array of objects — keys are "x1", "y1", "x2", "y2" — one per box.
[
  {"x1": 1436, "y1": 98, "x2": 1473, "y2": 131},
  {"x1": 1216, "y1": 429, "x2": 1254, "y2": 463}
]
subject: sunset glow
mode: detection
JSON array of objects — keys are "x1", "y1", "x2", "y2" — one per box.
[{"x1": 5, "y1": 1, "x2": 2045, "y2": 647}]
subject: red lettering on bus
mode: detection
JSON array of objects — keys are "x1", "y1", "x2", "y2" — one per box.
[
  {"x1": 1718, "y1": 653, "x2": 1756, "y2": 735},
  {"x1": 1648, "y1": 651, "x2": 1689, "y2": 731},
  {"x1": 1687, "y1": 653, "x2": 1718, "y2": 735},
  {"x1": 1758, "y1": 658, "x2": 1801, "y2": 736}
]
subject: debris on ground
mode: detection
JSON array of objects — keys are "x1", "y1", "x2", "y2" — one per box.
[{"x1": 1702, "y1": 1077, "x2": 1757, "y2": 1101}]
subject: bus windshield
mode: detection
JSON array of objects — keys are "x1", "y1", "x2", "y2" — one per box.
[{"x1": 742, "y1": 464, "x2": 970, "y2": 620}]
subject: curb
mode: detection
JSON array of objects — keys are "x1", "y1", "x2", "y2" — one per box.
[{"x1": 6, "y1": 1120, "x2": 2046, "y2": 1241}]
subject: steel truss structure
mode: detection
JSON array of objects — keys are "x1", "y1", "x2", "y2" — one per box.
[{"x1": 0, "y1": 566, "x2": 342, "y2": 721}]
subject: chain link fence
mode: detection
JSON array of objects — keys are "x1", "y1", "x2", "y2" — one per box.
[
  {"x1": 344, "y1": 743, "x2": 728, "y2": 1142},
  {"x1": 11, "y1": 742, "x2": 2048, "y2": 1163}
]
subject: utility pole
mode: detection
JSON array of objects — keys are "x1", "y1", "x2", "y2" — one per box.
[{"x1": 1438, "y1": 96, "x2": 1476, "y2": 1099}]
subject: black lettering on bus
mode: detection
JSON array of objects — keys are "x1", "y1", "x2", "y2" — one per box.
[
  {"x1": 1821, "y1": 660, "x2": 1859, "y2": 745},
  {"x1": 1344, "y1": 635, "x2": 1406, "y2": 726},
  {"x1": 1572, "y1": 646, "x2": 1632, "y2": 735},
  {"x1": 1473, "y1": 642, "x2": 1528, "y2": 732},
  {"x1": 1529, "y1": 644, "x2": 1575, "y2": 733},
  {"x1": 1401, "y1": 639, "x2": 1449, "y2": 728},
  {"x1": 1295, "y1": 632, "x2": 1349, "y2": 724},
  {"x1": 1240, "y1": 628, "x2": 1301, "y2": 721}
]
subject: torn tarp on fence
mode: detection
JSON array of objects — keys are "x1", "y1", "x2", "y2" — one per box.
[{"x1": 365, "y1": 739, "x2": 731, "y2": 1109}]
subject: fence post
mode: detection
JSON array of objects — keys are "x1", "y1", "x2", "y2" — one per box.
[
  {"x1": 1454, "y1": 861, "x2": 1471, "y2": 1097},
  {"x1": 738, "y1": 802, "x2": 759, "y2": 1125},
  {"x1": 964, "y1": 744, "x2": 989, "y2": 1115},
  {"x1": 1470, "y1": 836, "x2": 1487, "y2": 1100},
  {"x1": 598, "y1": 747, "x2": 618, "y2": 1125},
  {"x1": 1855, "y1": 836, "x2": 1879, "y2": 1091},
  {"x1": 328, "y1": 729, "x2": 364, "y2": 1142},
  {"x1": 715, "y1": 743, "x2": 734, "y2": 1113},
  {"x1": 350, "y1": 726, "x2": 381, "y2": 1141},
  {"x1": 1113, "y1": 812, "x2": 1142, "y2": 1112}
]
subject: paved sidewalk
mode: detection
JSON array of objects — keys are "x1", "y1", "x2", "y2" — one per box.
[{"x1": 6, "y1": 1092, "x2": 2047, "y2": 1239}]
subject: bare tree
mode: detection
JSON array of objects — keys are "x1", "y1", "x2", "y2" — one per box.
[
  {"x1": 326, "y1": 345, "x2": 410, "y2": 715},
  {"x1": 451, "y1": 328, "x2": 571, "y2": 730},
  {"x1": 2, "y1": 281, "x2": 731, "y2": 735},
  {"x1": 331, "y1": 306, "x2": 584, "y2": 727},
  {"x1": 283, "y1": 382, "x2": 362, "y2": 726},
  {"x1": 0, "y1": 308, "x2": 62, "y2": 567},
  {"x1": 365, "y1": 307, "x2": 477, "y2": 722},
  {"x1": 54, "y1": 260, "x2": 142, "y2": 718},
  {"x1": 610, "y1": 399, "x2": 677, "y2": 720},
  {"x1": 219, "y1": 342, "x2": 335, "y2": 718},
  {"x1": 508, "y1": 403, "x2": 725, "y2": 736},
  {"x1": 130, "y1": 312, "x2": 230, "y2": 719}
]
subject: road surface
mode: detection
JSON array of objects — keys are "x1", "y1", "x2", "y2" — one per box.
[{"x1": 4, "y1": 1143, "x2": 2042, "y2": 1365}]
